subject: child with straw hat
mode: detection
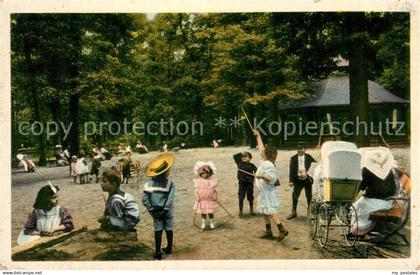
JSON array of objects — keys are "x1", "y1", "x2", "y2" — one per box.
[{"x1": 142, "y1": 153, "x2": 176, "y2": 260}]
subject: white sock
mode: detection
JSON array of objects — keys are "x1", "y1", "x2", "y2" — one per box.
[
  {"x1": 201, "y1": 218, "x2": 206, "y2": 229},
  {"x1": 209, "y1": 218, "x2": 215, "y2": 229}
]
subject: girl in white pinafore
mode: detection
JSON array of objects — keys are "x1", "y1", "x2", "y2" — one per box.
[
  {"x1": 76, "y1": 150, "x2": 89, "y2": 184},
  {"x1": 18, "y1": 183, "x2": 74, "y2": 245}
]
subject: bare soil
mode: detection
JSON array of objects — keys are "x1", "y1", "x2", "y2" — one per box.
[{"x1": 11, "y1": 146, "x2": 411, "y2": 260}]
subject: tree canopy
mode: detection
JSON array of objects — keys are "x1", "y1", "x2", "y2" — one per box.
[{"x1": 11, "y1": 12, "x2": 410, "y2": 163}]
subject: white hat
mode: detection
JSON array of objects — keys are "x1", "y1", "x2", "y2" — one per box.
[
  {"x1": 360, "y1": 147, "x2": 397, "y2": 180},
  {"x1": 124, "y1": 147, "x2": 132, "y2": 154},
  {"x1": 193, "y1": 161, "x2": 217, "y2": 176}
]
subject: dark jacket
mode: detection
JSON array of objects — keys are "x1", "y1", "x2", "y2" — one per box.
[
  {"x1": 359, "y1": 168, "x2": 397, "y2": 200},
  {"x1": 289, "y1": 153, "x2": 316, "y2": 183},
  {"x1": 233, "y1": 153, "x2": 257, "y2": 183}
]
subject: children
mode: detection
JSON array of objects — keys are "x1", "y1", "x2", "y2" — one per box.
[
  {"x1": 76, "y1": 150, "x2": 89, "y2": 184},
  {"x1": 253, "y1": 129, "x2": 288, "y2": 242},
  {"x1": 90, "y1": 150, "x2": 102, "y2": 183},
  {"x1": 193, "y1": 161, "x2": 218, "y2": 230},
  {"x1": 98, "y1": 167, "x2": 140, "y2": 231},
  {"x1": 71, "y1": 155, "x2": 78, "y2": 183},
  {"x1": 233, "y1": 152, "x2": 257, "y2": 217},
  {"x1": 18, "y1": 182, "x2": 74, "y2": 245},
  {"x1": 142, "y1": 153, "x2": 176, "y2": 260}
]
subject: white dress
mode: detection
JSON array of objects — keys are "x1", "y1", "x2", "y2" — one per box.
[
  {"x1": 351, "y1": 197, "x2": 393, "y2": 235},
  {"x1": 76, "y1": 157, "x2": 89, "y2": 174},
  {"x1": 255, "y1": 160, "x2": 279, "y2": 215}
]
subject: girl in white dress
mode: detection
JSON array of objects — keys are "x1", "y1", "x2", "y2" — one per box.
[
  {"x1": 76, "y1": 150, "x2": 89, "y2": 184},
  {"x1": 254, "y1": 130, "x2": 288, "y2": 242}
]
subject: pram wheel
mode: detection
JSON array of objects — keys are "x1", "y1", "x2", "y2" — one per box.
[
  {"x1": 317, "y1": 203, "x2": 330, "y2": 247},
  {"x1": 308, "y1": 198, "x2": 319, "y2": 240},
  {"x1": 338, "y1": 204, "x2": 358, "y2": 247}
]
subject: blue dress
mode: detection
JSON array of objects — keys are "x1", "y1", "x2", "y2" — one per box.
[{"x1": 255, "y1": 160, "x2": 279, "y2": 215}]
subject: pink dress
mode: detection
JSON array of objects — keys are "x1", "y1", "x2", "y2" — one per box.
[
  {"x1": 193, "y1": 178, "x2": 218, "y2": 214},
  {"x1": 71, "y1": 162, "x2": 78, "y2": 177}
]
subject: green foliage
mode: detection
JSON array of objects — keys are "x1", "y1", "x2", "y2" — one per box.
[{"x1": 11, "y1": 12, "x2": 409, "y2": 151}]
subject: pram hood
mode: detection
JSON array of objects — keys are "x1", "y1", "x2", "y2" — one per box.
[{"x1": 320, "y1": 141, "x2": 362, "y2": 181}]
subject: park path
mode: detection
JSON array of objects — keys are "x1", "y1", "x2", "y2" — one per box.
[{"x1": 11, "y1": 146, "x2": 411, "y2": 260}]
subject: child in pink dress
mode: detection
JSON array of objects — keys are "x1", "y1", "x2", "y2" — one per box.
[{"x1": 193, "y1": 161, "x2": 218, "y2": 230}]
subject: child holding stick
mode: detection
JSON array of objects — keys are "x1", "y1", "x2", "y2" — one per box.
[
  {"x1": 253, "y1": 129, "x2": 288, "y2": 242},
  {"x1": 233, "y1": 152, "x2": 257, "y2": 217}
]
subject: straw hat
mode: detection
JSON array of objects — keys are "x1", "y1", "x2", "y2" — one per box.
[{"x1": 145, "y1": 153, "x2": 175, "y2": 177}]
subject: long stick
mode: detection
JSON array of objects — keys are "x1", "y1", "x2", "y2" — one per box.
[
  {"x1": 216, "y1": 200, "x2": 234, "y2": 217},
  {"x1": 12, "y1": 227, "x2": 87, "y2": 256},
  {"x1": 238, "y1": 169, "x2": 255, "y2": 177},
  {"x1": 241, "y1": 107, "x2": 254, "y2": 131}
]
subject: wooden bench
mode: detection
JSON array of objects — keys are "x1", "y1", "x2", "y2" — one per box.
[{"x1": 369, "y1": 198, "x2": 410, "y2": 245}]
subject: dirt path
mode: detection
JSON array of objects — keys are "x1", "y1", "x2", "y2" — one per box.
[{"x1": 11, "y1": 146, "x2": 411, "y2": 260}]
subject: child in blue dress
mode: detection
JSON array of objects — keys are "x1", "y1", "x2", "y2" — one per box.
[{"x1": 253, "y1": 130, "x2": 288, "y2": 242}]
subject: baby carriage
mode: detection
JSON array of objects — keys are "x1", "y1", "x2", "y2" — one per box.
[{"x1": 308, "y1": 141, "x2": 362, "y2": 248}]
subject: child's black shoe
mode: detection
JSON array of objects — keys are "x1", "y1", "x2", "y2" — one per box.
[
  {"x1": 153, "y1": 251, "x2": 162, "y2": 260},
  {"x1": 162, "y1": 247, "x2": 172, "y2": 254}
]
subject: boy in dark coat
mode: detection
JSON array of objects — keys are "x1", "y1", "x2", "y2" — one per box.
[{"x1": 233, "y1": 152, "x2": 257, "y2": 217}]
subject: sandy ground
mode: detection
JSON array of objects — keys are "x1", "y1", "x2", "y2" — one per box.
[{"x1": 11, "y1": 146, "x2": 411, "y2": 260}]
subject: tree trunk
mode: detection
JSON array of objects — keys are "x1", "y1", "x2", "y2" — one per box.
[
  {"x1": 24, "y1": 41, "x2": 48, "y2": 166},
  {"x1": 68, "y1": 93, "x2": 80, "y2": 156},
  {"x1": 347, "y1": 14, "x2": 370, "y2": 147},
  {"x1": 49, "y1": 97, "x2": 61, "y2": 145}
]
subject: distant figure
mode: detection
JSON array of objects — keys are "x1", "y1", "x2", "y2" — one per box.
[
  {"x1": 18, "y1": 183, "x2": 74, "y2": 245},
  {"x1": 100, "y1": 147, "x2": 112, "y2": 160},
  {"x1": 212, "y1": 140, "x2": 219, "y2": 148},
  {"x1": 70, "y1": 155, "x2": 78, "y2": 183},
  {"x1": 54, "y1": 145, "x2": 66, "y2": 166},
  {"x1": 136, "y1": 141, "x2": 149, "y2": 154},
  {"x1": 193, "y1": 161, "x2": 218, "y2": 231},
  {"x1": 63, "y1": 148, "x2": 71, "y2": 175},
  {"x1": 76, "y1": 150, "x2": 89, "y2": 184},
  {"x1": 16, "y1": 154, "x2": 35, "y2": 173},
  {"x1": 162, "y1": 142, "x2": 168, "y2": 152},
  {"x1": 90, "y1": 150, "x2": 102, "y2": 183},
  {"x1": 54, "y1": 145, "x2": 63, "y2": 161},
  {"x1": 117, "y1": 144, "x2": 125, "y2": 155},
  {"x1": 287, "y1": 142, "x2": 316, "y2": 220},
  {"x1": 98, "y1": 168, "x2": 140, "y2": 231},
  {"x1": 63, "y1": 148, "x2": 71, "y2": 163},
  {"x1": 120, "y1": 148, "x2": 132, "y2": 184}
]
